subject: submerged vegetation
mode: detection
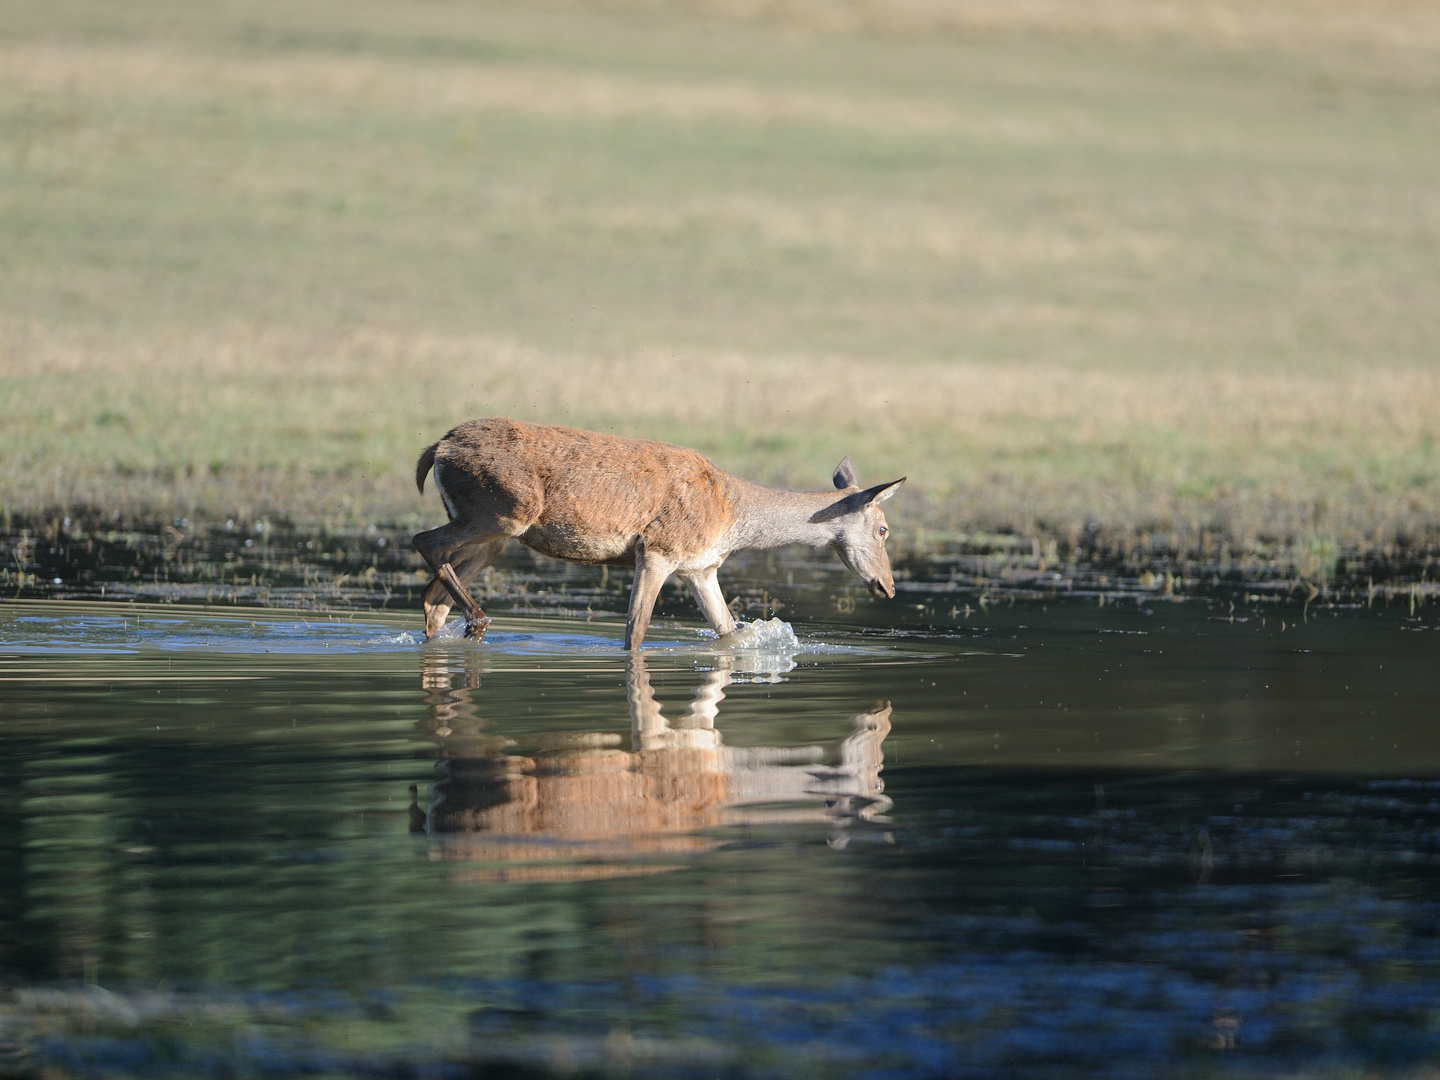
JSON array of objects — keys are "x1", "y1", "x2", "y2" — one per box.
[{"x1": 1, "y1": 0, "x2": 1438, "y2": 574}]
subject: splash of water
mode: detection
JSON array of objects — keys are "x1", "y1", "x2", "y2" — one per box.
[
  {"x1": 722, "y1": 618, "x2": 801, "y2": 680},
  {"x1": 429, "y1": 620, "x2": 470, "y2": 642},
  {"x1": 724, "y1": 617, "x2": 802, "y2": 652},
  {"x1": 415, "y1": 614, "x2": 862, "y2": 670}
]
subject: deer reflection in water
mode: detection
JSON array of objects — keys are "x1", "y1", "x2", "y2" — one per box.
[{"x1": 410, "y1": 653, "x2": 891, "y2": 879}]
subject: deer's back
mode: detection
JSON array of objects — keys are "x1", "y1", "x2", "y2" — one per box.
[{"x1": 432, "y1": 418, "x2": 738, "y2": 565}]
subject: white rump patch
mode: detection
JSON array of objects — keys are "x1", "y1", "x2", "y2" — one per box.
[{"x1": 432, "y1": 463, "x2": 458, "y2": 521}]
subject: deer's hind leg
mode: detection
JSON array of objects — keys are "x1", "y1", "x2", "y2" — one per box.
[
  {"x1": 415, "y1": 461, "x2": 540, "y2": 639},
  {"x1": 414, "y1": 520, "x2": 513, "y2": 640},
  {"x1": 419, "y1": 538, "x2": 507, "y2": 639}
]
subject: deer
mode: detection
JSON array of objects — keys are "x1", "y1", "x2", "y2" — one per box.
[{"x1": 412, "y1": 417, "x2": 905, "y2": 648}]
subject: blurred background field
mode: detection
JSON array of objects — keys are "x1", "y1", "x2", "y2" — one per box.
[{"x1": 2, "y1": 0, "x2": 1438, "y2": 568}]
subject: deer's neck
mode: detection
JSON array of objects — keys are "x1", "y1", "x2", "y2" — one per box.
[{"x1": 723, "y1": 477, "x2": 843, "y2": 553}]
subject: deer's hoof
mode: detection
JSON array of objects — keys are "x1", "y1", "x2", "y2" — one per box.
[{"x1": 464, "y1": 616, "x2": 490, "y2": 641}]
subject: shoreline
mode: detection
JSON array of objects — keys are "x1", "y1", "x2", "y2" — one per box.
[{"x1": 5, "y1": 511, "x2": 1436, "y2": 621}]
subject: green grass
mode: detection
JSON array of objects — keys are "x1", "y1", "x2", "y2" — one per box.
[{"x1": 2, "y1": 0, "x2": 1438, "y2": 563}]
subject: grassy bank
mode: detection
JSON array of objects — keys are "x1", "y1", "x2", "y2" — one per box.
[{"x1": 2, "y1": 0, "x2": 1438, "y2": 567}]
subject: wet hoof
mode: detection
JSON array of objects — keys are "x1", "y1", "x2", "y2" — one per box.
[{"x1": 464, "y1": 615, "x2": 490, "y2": 640}]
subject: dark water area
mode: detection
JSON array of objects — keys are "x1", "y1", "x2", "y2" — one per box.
[{"x1": 0, "y1": 538, "x2": 1438, "y2": 1078}]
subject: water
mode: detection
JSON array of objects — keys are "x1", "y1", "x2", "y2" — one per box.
[{"x1": 0, "y1": 586, "x2": 1438, "y2": 1078}]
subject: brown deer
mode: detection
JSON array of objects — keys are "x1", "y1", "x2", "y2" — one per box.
[{"x1": 413, "y1": 417, "x2": 905, "y2": 648}]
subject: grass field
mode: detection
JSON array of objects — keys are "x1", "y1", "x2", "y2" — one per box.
[{"x1": 2, "y1": 0, "x2": 1438, "y2": 566}]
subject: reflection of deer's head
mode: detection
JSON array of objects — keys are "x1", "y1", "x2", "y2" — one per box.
[{"x1": 414, "y1": 653, "x2": 891, "y2": 875}]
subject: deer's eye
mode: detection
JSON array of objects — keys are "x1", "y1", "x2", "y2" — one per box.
[{"x1": 878, "y1": 526, "x2": 888, "y2": 538}]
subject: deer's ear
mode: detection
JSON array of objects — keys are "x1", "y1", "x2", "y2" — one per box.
[
  {"x1": 833, "y1": 456, "x2": 859, "y2": 489},
  {"x1": 862, "y1": 477, "x2": 906, "y2": 505}
]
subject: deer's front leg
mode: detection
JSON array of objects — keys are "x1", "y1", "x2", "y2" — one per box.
[
  {"x1": 625, "y1": 538, "x2": 673, "y2": 650},
  {"x1": 681, "y1": 564, "x2": 737, "y2": 637}
]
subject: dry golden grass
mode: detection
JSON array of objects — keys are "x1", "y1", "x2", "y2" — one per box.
[
  {"x1": 0, "y1": 44, "x2": 966, "y2": 132},
  {"x1": 562, "y1": 0, "x2": 1440, "y2": 55},
  {"x1": 2, "y1": 0, "x2": 1438, "y2": 566},
  {"x1": 5, "y1": 321, "x2": 1437, "y2": 558}
]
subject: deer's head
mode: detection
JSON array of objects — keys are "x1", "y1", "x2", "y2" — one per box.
[{"x1": 816, "y1": 456, "x2": 906, "y2": 600}]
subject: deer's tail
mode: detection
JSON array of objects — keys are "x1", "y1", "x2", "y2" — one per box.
[{"x1": 415, "y1": 441, "x2": 440, "y2": 494}]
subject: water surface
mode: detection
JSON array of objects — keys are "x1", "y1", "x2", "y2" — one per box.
[{"x1": 0, "y1": 592, "x2": 1437, "y2": 1078}]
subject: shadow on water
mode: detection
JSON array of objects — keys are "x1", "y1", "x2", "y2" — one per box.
[{"x1": 0, "y1": 572, "x2": 1437, "y2": 1077}]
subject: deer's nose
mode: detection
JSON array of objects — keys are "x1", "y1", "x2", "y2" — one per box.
[{"x1": 868, "y1": 578, "x2": 894, "y2": 599}]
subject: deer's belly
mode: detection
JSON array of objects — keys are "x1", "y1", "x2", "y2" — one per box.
[{"x1": 519, "y1": 523, "x2": 637, "y2": 566}]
